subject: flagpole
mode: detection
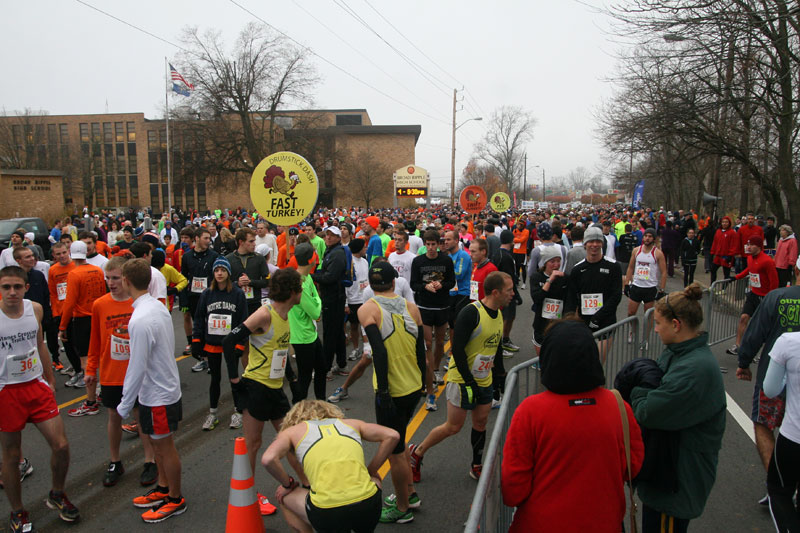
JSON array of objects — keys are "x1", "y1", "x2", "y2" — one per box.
[{"x1": 165, "y1": 57, "x2": 173, "y2": 212}]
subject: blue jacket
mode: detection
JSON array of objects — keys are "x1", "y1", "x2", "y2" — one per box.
[{"x1": 449, "y1": 249, "x2": 472, "y2": 296}]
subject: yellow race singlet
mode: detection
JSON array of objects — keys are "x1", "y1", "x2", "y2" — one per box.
[
  {"x1": 369, "y1": 294, "x2": 421, "y2": 397},
  {"x1": 446, "y1": 301, "x2": 502, "y2": 387},
  {"x1": 295, "y1": 418, "x2": 378, "y2": 509},
  {"x1": 243, "y1": 304, "x2": 290, "y2": 389}
]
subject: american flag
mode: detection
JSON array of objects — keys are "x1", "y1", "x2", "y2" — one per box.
[{"x1": 169, "y1": 63, "x2": 194, "y2": 96}]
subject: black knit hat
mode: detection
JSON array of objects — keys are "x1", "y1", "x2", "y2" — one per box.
[{"x1": 540, "y1": 320, "x2": 605, "y2": 394}]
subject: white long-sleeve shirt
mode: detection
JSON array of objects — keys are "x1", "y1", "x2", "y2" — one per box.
[{"x1": 117, "y1": 294, "x2": 181, "y2": 419}]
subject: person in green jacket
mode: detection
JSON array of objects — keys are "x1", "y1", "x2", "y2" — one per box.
[
  {"x1": 630, "y1": 282, "x2": 726, "y2": 533},
  {"x1": 288, "y1": 243, "x2": 324, "y2": 401}
]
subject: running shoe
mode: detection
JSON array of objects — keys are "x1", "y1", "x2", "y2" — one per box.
[
  {"x1": 64, "y1": 371, "x2": 82, "y2": 387},
  {"x1": 726, "y1": 344, "x2": 739, "y2": 356},
  {"x1": 182, "y1": 345, "x2": 192, "y2": 356},
  {"x1": 67, "y1": 400, "x2": 99, "y2": 417},
  {"x1": 73, "y1": 374, "x2": 85, "y2": 388},
  {"x1": 122, "y1": 422, "x2": 139, "y2": 435},
  {"x1": 326, "y1": 369, "x2": 334, "y2": 381},
  {"x1": 52, "y1": 362, "x2": 64, "y2": 372},
  {"x1": 103, "y1": 462, "x2": 124, "y2": 487},
  {"x1": 379, "y1": 502, "x2": 414, "y2": 524},
  {"x1": 332, "y1": 366, "x2": 350, "y2": 376},
  {"x1": 520, "y1": 282, "x2": 526, "y2": 290},
  {"x1": 503, "y1": 350, "x2": 515, "y2": 359},
  {"x1": 140, "y1": 462, "x2": 158, "y2": 486},
  {"x1": 257, "y1": 493, "x2": 277, "y2": 515},
  {"x1": 19, "y1": 458, "x2": 33, "y2": 482},
  {"x1": 469, "y1": 464, "x2": 482, "y2": 481},
  {"x1": 229, "y1": 413, "x2": 243, "y2": 429},
  {"x1": 502, "y1": 340, "x2": 520, "y2": 352},
  {"x1": 408, "y1": 444, "x2": 422, "y2": 483},
  {"x1": 59, "y1": 366, "x2": 74, "y2": 376},
  {"x1": 491, "y1": 398, "x2": 502, "y2": 409},
  {"x1": 348, "y1": 348, "x2": 361, "y2": 361},
  {"x1": 9, "y1": 510, "x2": 33, "y2": 533},
  {"x1": 191, "y1": 360, "x2": 207, "y2": 372},
  {"x1": 384, "y1": 492, "x2": 421, "y2": 509},
  {"x1": 141, "y1": 497, "x2": 186, "y2": 523},
  {"x1": 133, "y1": 487, "x2": 169, "y2": 508},
  {"x1": 425, "y1": 394, "x2": 437, "y2": 411},
  {"x1": 328, "y1": 387, "x2": 349, "y2": 403},
  {"x1": 45, "y1": 491, "x2": 80, "y2": 522},
  {"x1": 202, "y1": 413, "x2": 219, "y2": 431}
]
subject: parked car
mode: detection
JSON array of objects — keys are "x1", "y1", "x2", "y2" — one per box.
[{"x1": 0, "y1": 217, "x2": 51, "y2": 257}]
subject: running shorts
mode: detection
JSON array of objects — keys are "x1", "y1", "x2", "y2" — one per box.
[
  {"x1": 0, "y1": 380, "x2": 59, "y2": 432},
  {"x1": 420, "y1": 308, "x2": 448, "y2": 327},
  {"x1": 139, "y1": 399, "x2": 182, "y2": 438},
  {"x1": 346, "y1": 303, "x2": 362, "y2": 324},
  {"x1": 374, "y1": 391, "x2": 420, "y2": 455},
  {"x1": 743, "y1": 291, "x2": 764, "y2": 317},
  {"x1": 241, "y1": 377, "x2": 290, "y2": 422},
  {"x1": 445, "y1": 381, "x2": 493, "y2": 410},
  {"x1": 629, "y1": 285, "x2": 658, "y2": 304},
  {"x1": 305, "y1": 490, "x2": 381, "y2": 533}
]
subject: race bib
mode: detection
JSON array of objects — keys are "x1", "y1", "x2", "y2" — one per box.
[
  {"x1": 110, "y1": 335, "x2": 130, "y2": 361},
  {"x1": 6, "y1": 348, "x2": 43, "y2": 384},
  {"x1": 270, "y1": 349, "x2": 288, "y2": 379},
  {"x1": 541, "y1": 298, "x2": 563, "y2": 320},
  {"x1": 191, "y1": 277, "x2": 208, "y2": 293},
  {"x1": 750, "y1": 273, "x2": 761, "y2": 288},
  {"x1": 470, "y1": 280, "x2": 479, "y2": 301},
  {"x1": 261, "y1": 296, "x2": 271, "y2": 306},
  {"x1": 471, "y1": 354, "x2": 494, "y2": 380},
  {"x1": 57, "y1": 282, "x2": 67, "y2": 301},
  {"x1": 208, "y1": 313, "x2": 231, "y2": 336},
  {"x1": 634, "y1": 264, "x2": 651, "y2": 281},
  {"x1": 243, "y1": 285, "x2": 254, "y2": 299},
  {"x1": 359, "y1": 280, "x2": 369, "y2": 292},
  {"x1": 581, "y1": 293, "x2": 603, "y2": 315},
  {"x1": 513, "y1": 242, "x2": 521, "y2": 250}
]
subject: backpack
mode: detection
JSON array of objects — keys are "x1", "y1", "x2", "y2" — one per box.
[{"x1": 341, "y1": 245, "x2": 355, "y2": 287}]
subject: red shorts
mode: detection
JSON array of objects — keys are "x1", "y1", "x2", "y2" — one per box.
[{"x1": 0, "y1": 380, "x2": 59, "y2": 432}]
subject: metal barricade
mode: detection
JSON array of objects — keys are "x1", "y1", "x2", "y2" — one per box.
[
  {"x1": 706, "y1": 277, "x2": 748, "y2": 346},
  {"x1": 592, "y1": 316, "x2": 641, "y2": 389},
  {"x1": 464, "y1": 358, "x2": 542, "y2": 533},
  {"x1": 641, "y1": 307, "x2": 664, "y2": 360}
]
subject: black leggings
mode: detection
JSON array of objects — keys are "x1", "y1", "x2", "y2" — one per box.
[
  {"x1": 514, "y1": 253, "x2": 527, "y2": 284},
  {"x1": 293, "y1": 339, "x2": 327, "y2": 401},
  {"x1": 207, "y1": 352, "x2": 243, "y2": 412},
  {"x1": 710, "y1": 262, "x2": 731, "y2": 285},
  {"x1": 768, "y1": 432, "x2": 800, "y2": 532},
  {"x1": 683, "y1": 263, "x2": 696, "y2": 287}
]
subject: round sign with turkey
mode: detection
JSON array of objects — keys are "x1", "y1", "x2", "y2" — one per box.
[
  {"x1": 460, "y1": 186, "x2": 487, "y2": 214},
  {"x1": 250, "y1": 152, "x2": 319, "y2": 225},
  {"x1": 490, "y1": 192, "x2": 511, "y2": 213}
]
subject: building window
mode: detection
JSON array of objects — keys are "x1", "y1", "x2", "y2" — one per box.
[
  {"x1": 91, "y1": 123, "x2": 101, "y2": 142},
  {"x1": 80, "y1": 123, "x2": 89, "y2": 143},
  {"x1": 116, "y1": 143, "x2": 125, "y2": 156},
  {"x1": 127, "y1": 122, "x2": 135, "y2": 142},
  {"x1": 150, "y1": 184, "x2": 159, "y2": 207},
  {"x1": 103, "y1": 123, "x2": 113, "y2": 143},
  {"x1": 197, "y1": 181, "x2": 206, "y2": 211},
  {"x1": 115, "y1": 122, "x2": 124, "y2": 143},
  {"x1": 60, "y1": 124, "x2": 69, "y2": 144},
  {"x1": 129, "y1": 155, "x2": 137, "y2": 174},
  {"x1": 162, "y1": 184, "x2": 169, "y2": 206},
  {"x1": 147, "y1": 131, "x2": 157, "y2": 151},
  {"x1": 336, "y1": 114, "x2": 362, "y2": 126},
  {"x1": 130, "y1": 175, "x2": 138, "y2": 189},
  {"x1": 128, "y1": 142, "x2": 136, "y2": 156},
  {"x1": 118, "y1": 176, "x2": 127, "y2": 204},
  {"x1": 117, "y1": 156, "x2": 125, "y2": 175},
  {"x1": 47, "y1": 124, "x2": 57, "y2": 145},
  {"x1": 104, "y1": 143, "x2": 113, "y2": 156},
  {"x1": 159, "y1": 129, "x2": 167, "y2": 150}
]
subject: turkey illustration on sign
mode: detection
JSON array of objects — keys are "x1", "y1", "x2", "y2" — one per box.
[
  {"x1": 460, "y1": 185, "x2": 487, "y2": 214},
  {"x1": 490, "y1": 192, "x2": 511, "y2": 213},
  {"x1": 250, "y1": 151, "x2": 319, "y2": 225}
]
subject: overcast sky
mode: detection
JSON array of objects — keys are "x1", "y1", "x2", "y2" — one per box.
[{"x1": 2, "y1": 0, "x2": 617, "y2": 194}]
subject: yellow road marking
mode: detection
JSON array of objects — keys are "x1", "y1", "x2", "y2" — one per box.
[
  {"x1": 378, "y1": 340, "x2": 451, "y2": 479},
  {"x1": 57, "y1": 355, "x2": 191, "y2": 410}
]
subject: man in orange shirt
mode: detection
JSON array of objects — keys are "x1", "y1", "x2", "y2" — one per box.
[
  {"x1": 58, "y1": 241, "x2": 107, "y2": 388},
  {"x1": 277, "y1": 227, "x2": 299, "y2": 268},
  {"x1": 80, "y1": 256, "x2": 158, "y2": 487},
  {"x1": 512, "y1": 221, "x2": 530, "y2": 289},
  {"x1": 48, "y1": 242, "x2": 76, "y2": 373}
]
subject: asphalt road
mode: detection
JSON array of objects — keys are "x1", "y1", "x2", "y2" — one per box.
[{"x1": 0, "y1": 267, "x2": 778, "y2": 532}]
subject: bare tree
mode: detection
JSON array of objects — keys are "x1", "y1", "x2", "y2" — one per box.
[
  {"x1": 0, "y1": 109, "x2": 49, "y2": 169},
  {"x1": 458, "y1": 158, "x2": 506, "y2": 197},
  {"x1": 566, "y1": 166, "x2": 594, "y2": 193},
  {"x1": 473, "y1": 106, "x2": 536, "y2": 194},
  {"x1": 341, "y1": 149, "x2": 391, "y2": 209},
  {"x1": 175, "y1": 23, "x2": 319, "y2": 180}
]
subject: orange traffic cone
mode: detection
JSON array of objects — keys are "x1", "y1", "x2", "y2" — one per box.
[{"x1": 225, "y1": 437, "x2": 265, "y2": 533}]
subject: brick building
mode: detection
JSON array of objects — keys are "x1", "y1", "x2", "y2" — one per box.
[
  {"x1": 0, "y1": 169, "x2": 64, "y2": 222},
  {"x1": 0, "y1": 109, "x2": 420, "y2": 213}
]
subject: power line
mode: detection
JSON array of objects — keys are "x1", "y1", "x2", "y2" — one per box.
[
  {"x1": 289, "y1": 0, "x2": 449, "y2": 122},
  {"x1": 332, "y1": 0, "x2": 452, "y2": 98},
  {"x1": 361, "y1": 0, "x2": 464, "y2": 88},
  {"x1": 228, "y1": 0, "x2": 450, "y2": 125},
  {"x1": 73, "y1": 0, "x2": 187, "y2": 51}
]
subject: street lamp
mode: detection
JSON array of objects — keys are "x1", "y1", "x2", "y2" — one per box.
[
  {"x1": 534, "y1": 165, "x2": 545, "y2": 202},
  {"x1": 450, "y1": 116, "x2": 482, "y2": 206}
]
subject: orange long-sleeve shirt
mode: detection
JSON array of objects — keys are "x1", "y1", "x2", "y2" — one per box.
[
  {"x1": 513, "y1": 228, "x2": 530, "y2": 255},
  {"x1": 85, "y1": 294, "x2": 133, "y2": 385},
  {"x1": 59, "y1": 264, "x2": 107, "y2": 330},
  {"x1": 278, "y1": 243, "x2": 295, "y2": 269},
  {"x1": 49, "y1": 261, "x2": 76, "y2": 317}
]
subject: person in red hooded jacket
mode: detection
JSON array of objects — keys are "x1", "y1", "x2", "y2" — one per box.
[{"x1": 710, "y1": 216, "x2": 740, "y2": 284}]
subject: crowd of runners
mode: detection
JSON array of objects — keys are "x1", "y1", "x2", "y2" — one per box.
[{"x1": 1, "y1": 203, "x2": 799, "y2": 532}]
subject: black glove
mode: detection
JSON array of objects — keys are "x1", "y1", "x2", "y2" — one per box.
[
  {"x1": 167, "y1": 286, "x2": 178, "y2": 296},
  {"x1": 178, "y1": 289, "x2": 189, "y2": 310},
  {"x1": 191, "y1": 341, "x2": 203, "y2": 361},
  {"x1": 460, "y1": 383, "x2": 477, "y2": 410},
  {"x1": 375, "y1": 391, "x2": 397, "y2": 420},
  {"x1": 623, "y1": 284, "x2": 631, "y2": 297},
  {"x1": 656, "y1": 289, "x2": 666, "y2": 300}
]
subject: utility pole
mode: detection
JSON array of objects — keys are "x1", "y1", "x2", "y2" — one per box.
[
  {"x1": 450, "y1": 88, "x2": 457, "y2": 206},
  {"x1": 523, "y1": 153, "x2": 527, "y2": 202},
  {"x1": 542, "y1": 167, "x2": 546, "y2": 203}
]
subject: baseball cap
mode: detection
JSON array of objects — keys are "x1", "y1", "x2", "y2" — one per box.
[
  {"x1": 584, "y1": 227, "x2": 604, "y2": 243},
  {"x1": 369, "y1": 262, "x2": 398, "y2": 285},
  {"x1": 294, "y1": 243, "x2": 314, "y2": 266},
  {"x1": 325, "y1": 226, "x2": 342, "y2": 237},
  {"x1": 70, "y1": 241, "x2": 87, "y2": 259}
]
